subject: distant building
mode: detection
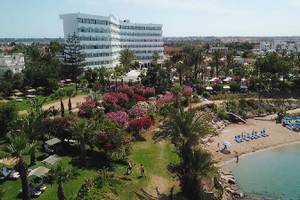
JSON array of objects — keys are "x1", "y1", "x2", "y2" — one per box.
[
  {"x1": 260, "y1": 40, "x2": 299, "y2": 54},
  {"x1": 209, "y1": 46, "x2": 228, "y2": 54},
  {"x1": 0, "y1": 53, "x2": 25, "y2": 74},
  {"x1": 260, "y1": 41, "x2": 273, "y2": 52},
  {"x1": 60, "y1": 13, "x2": 164, "y2": 68},
  {"x1": 297, "y1": 42, "x2": 300, "y2": 53}
]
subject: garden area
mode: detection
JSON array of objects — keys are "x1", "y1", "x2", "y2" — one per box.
[{"x1": 1, "y1": 83, "x2": 216, "y2": 200}]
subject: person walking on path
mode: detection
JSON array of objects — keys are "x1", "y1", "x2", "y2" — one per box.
[
  {"x1": 140, "y1": 164, "x2": 145, "y2": 177},
  {"x1": 126, "y1": 160, "x2": 133, "y2": 175},
  {"x1": 236, "y1": 153, "x2": 239, "y2": 163}
]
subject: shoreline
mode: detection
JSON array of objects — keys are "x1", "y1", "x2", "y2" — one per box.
[
  {"x1": 206, "y1": 108, "x2": 300, "y2": 164},
  {"x1": 219, "y1": 140, "x2": 300, "y2": 167}
]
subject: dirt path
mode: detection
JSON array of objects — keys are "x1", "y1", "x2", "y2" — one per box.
[{"x1": 18, "y1": 95, "x2": 88, "y2": 115}]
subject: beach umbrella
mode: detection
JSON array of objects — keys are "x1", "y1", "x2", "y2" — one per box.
[{"x1": 223, "y1": 141, "x2": 231, "y2": 148}]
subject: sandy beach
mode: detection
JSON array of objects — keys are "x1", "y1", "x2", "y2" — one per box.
[{"x1": 206, "y1": 116, "x2": 300, "y2": 164}]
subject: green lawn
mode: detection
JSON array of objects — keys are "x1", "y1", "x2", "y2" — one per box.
[
  {"x1": 1, "y1": 138, "x2": 179, "y2": 200},
  {"x1": 114, "y1": 139, "x2": 179, "y2": 200}
]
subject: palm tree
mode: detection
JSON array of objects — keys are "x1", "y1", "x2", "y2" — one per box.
[
  {"x1": 28, "y1": 142, "x2": 38, "y2": 166},
  {"x1": 112, "y1": 65, "x2": 125, "y2": 89},
  {"x1": 71, "y1": 118, "x2": 95, "y2": 165},
  {"x1": 162, "y1": 107, "x2": 216, "y2": 199},
  {"x1": 184, "y1": 47, "x2": 205, "y2": 82},
  {"x1": 172, "y1": 84, "x2": 183, "y2": 108},
  {"x1": 7, "y1": 133, "x2": 31, "y2": 200},
  {"x1": 152, "y1": 51, "x2": 160, "y2": 65},
  {"x1": 211, "y1": 50, "x2": 223, "y2": 77},
  {"x1": 55, "y1": 89, "x2": 65, "y2": 117},
  {"x1": 96, "y1": 67, "x2": 111, "y2": 92},
  {"x1": 50, "y1": 163, "x2": 73, "y2": 200},
  {"x1": 119, "y1": 49, "x2": 136, "y2": 73}
]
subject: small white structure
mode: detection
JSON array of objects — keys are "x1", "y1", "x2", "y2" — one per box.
[
  {"x1": 122, "y1": 70, "x2": 141, "y2": 83},
  {"x1": 223, "y1": 77, "x2": 232, "y2": 83},
  {"x1": 29, "y1": 166, "x2": 50, "y2": 178},
  {"x1": 223, "y1": 85, "x2": 230, "y2": 90},
  {"x1": 205, "y1": 86, "x2": 213, "y2": 91}
]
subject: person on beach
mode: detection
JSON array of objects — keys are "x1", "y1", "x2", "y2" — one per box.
[
  {"x1": 140, "y1": 164, "x2": 145, "y2": 177},
  {"x1": 126, "y1": 160, "x2": 133, "y2": 175},
  {"x1": 217, "y1": 142, "x2": 220, "y2": 151},
  {"x1": 236, "y1": 153, "x2": 239, "y2": 163}
]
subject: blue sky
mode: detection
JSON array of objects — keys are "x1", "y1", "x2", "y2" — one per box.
[{"x1": 1, "y1": 0, "x2": 300, "y2": 38}]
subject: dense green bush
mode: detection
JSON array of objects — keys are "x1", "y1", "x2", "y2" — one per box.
[{"x1": 0, "y1": 103, "x2": 17, "y2": 136}]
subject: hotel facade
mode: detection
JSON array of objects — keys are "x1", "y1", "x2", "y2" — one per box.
[{"x1": 60, "y1": 13, "x2": 164, "y2": 68}]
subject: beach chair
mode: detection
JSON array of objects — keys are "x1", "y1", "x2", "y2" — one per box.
[
  {"x1": 234, "y1": 135, "x2": 242, "y2": 143},
  {"x1": 242, "y1": 135, "x2": 250, "y2": 141},
  {"x1": 252, "y1": 132, "x2": 258, "y2": 139},
  {"x1": 251, "y1": 132, "x2": 258, "y2": 139}
]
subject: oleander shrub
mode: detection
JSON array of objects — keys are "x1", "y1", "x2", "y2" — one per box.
[
  {"x1": 78, "y1": 96, "x2": 97, "y2": 118},
  {"x1": 42, "y1": 117, "x2": 72, "y2": 140},
  {"x1": 128, "y1": 107, "x2": 147, "y2": 118},
  {"x1": 133, "y1": 93, "x2": 145, "y2": 102},
  {"x1": 106, "y1": 111, "x2": 129, "y2": 127},
  {"x1": 156, "y1": 92, "x2": 174, "y2": 107},
  {"x1": 117, "y1": 84, "x2": 134, "y2": 97},
  {"x1": 135, "y1": 86, "x2": 155, "y2": 97}
]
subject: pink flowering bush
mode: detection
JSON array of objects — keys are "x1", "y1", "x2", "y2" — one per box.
[
  {"x1": 117, "y1": 84, "x2": 134, "y2": 97},
  {"x1": 78, "y1": 96, "x2": 97, "y2": 118},
  {"x1": 182, "y1": 86, "x2": 193, "y2": 97},
  {"x1": 102, "y1": 92, "x2": 129, "y2": 107},
  {"x1": 135, "y1": 86, "x2": 155, "y2": 97},
  {"x1": 156, "y1": 92, "x2": 174, "y2": 107},
  {"x1": 134, "y1": 94, "x2": 146, "y2": 102},
  {"x1": 106, "y1": 111, "x2": 129, "y2": 127},
  {"x1": 128, "y1": 107, "x2": 147, "y2": 118},
  {"x1": 128, "y1": 116, "x2": 154, "y2": 131},
  {"x1": 102, "y1": 92, "x2": 118, "y2": 106}
]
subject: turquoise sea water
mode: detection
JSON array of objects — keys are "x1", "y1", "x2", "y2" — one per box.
[{"x1": 226, "y1": 144, "x2": 300, "y2": 200}]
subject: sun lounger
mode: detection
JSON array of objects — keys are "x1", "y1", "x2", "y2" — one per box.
[
  {"x1": 242, "y1": 135, "x2": 250, "y2": 141},
  {"x1": 234, "y1": 135, "x2": 242, "y2": 143}
]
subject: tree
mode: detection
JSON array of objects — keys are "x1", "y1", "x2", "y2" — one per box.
[
  {"x1": 152, "y1": 51, "x2": 160, "y2": 64},
  {"x1": 162, "y1": 107, "x2": 216, "y2": 199},
  {"x1": 141, "y1": 61, "x2": 172, "y2": 93},
  {"x1": 49, "y1": 163, "x2": 73, "y2": 200},
  {"x1": 119, "y1": 49, "x2": 136, "y2": 73},
  {"x1": 64, "y1": 87, "x2": 75, "y2": 113},
  {"x1": 71, "y1": 118, "x2": 95, "y2": 165},
  {"x1": 183, "y1": 46, "x2": 206, "y2": 82},
  {"x1": 0, "y1": 103, "x2": 17, "y2": 137},
  {"x1": 23, "y1": 44, "x2": 61, "y2": 93},
  {"x1": 61, "y1": 33, "x2": 85, "y2": 92},
  {"x1": 254, "y1": 53, "x2": 292, "y2": 93},
  {"x1": 211, "y1": 50, "x2": 223, "y2": 77},
  {"x1": 7, "y1": 133, "x2": 31, "y2": 200},
  {"x1": 28, "y1": 142, "x2": 38, "y2": 166},
  {"x1": 112, "y1": 65, "x2": 125, "y2": 89},
  {"x1": 55, "y1": 89, "x2": 65, "y2": 117}
]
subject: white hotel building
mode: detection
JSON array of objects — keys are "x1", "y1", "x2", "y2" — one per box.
[{"x1": 60, "y1": 13, "x2": 164, "y2": 68}]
